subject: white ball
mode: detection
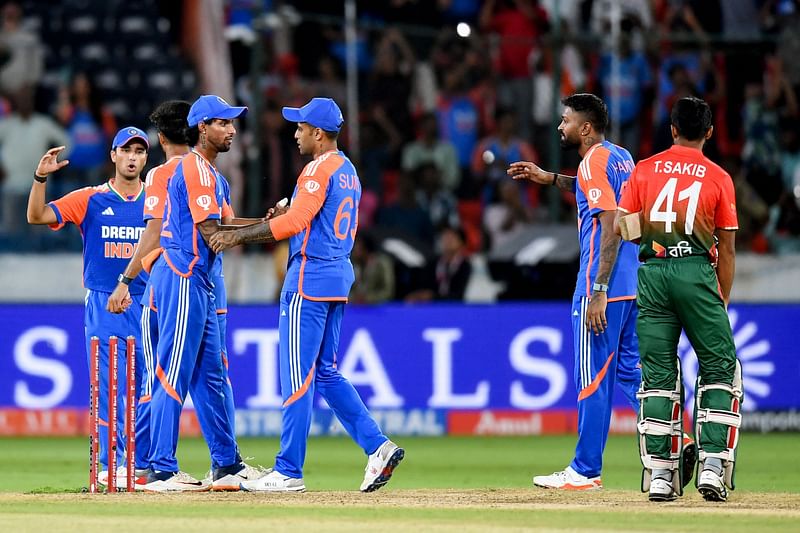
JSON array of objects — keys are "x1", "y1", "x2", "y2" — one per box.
[
  {"x1": 456, "y1": 22, "x2": 471, "y2": 38},
  {"x1": 482, "y1": 150, "x2": 495, "y2": 165}
]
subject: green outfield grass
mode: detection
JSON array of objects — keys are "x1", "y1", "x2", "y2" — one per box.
[{"x1": 0, "y1": 434, "x2": 798, "y2": 532}]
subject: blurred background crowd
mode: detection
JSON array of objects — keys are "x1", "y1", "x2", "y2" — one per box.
[{"x1": 1, "y1": 0, "x2": 799, "y2": 302}]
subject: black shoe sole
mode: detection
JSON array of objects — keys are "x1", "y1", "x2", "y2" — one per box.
[
  {"x1": 362, "y1": 448, "x2": 405, "y2": 493},
  {"x1": 698, "y1": 484, "x2": 727, "y2": 502},
  {"x1": 681, "y1": 442, "x2": 698, "y2": 488},
  {"x1": 649, "y1": 493, "x2": 677, "y2": 502}
]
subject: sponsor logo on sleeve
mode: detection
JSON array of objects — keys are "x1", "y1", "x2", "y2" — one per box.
[
  {"x1": 145, "y1": 196, "x2": 159, "y2": 210},
  {"x1": 305, "y1": 180, "x2": 320, "y2": 193},
  {"x1": 588, "y1": 188, "x2": 602, "y2": 204},
  {"x1": 196, "y1": 195, "x2": 212, "y2": 211}
]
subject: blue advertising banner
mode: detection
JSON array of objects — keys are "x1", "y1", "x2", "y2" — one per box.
[{"x1": 0, "y1": 303, "x2": 796, "y2": 417}]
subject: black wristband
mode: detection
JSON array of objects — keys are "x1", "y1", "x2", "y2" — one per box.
[
  {"x1": 117, "y1": 273, "x2": 134, "y2": 286},
  {"x1": 551, "y1": 172, "x2": 557, "y2": 185},
  {"x1": 34, "y1": 173, "x2": 48, "y2": 183}
]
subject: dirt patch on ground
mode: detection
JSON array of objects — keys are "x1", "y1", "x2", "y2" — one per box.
[{"x1": 3, "y1": 489, "x2": 799, "y2": 515}]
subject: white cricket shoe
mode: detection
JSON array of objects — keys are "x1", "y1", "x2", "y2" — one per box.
[
  {"x1": 212, "y1": 462, "x2": 270, "y2": 491},
  {"x1": 240, "y1": 468, "x2": 306, "y2": 492},
  {"x1": 143, "y1": 471, "x2": 210, "y2": 492},
  {"x1": 648, "y1": 477, "x2": 677, "y2": 502},
  {"x1": 360, "y1": 440, "x2": 405, "y2": 492},
  {"x1": 97, "y1": 466, "x2": 147, "y2": 490},
  {"x1": 533, "y1": 466, "x2": 602, "y2": 490},
  {"x1": 697, "y1": 468, "x2": 727, "y2": 502}
]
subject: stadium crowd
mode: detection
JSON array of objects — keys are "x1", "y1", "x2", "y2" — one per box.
[{"x1": 1, "y1": 0, "x2": 800, "y2": 301}]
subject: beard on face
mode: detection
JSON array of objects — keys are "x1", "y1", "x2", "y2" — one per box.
[{"x1": 559, "y1": 131, "x2": 579, "y2": 149}]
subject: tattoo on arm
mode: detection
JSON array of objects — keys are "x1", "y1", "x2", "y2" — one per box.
[
  {"x1": 197, "y1": 219, "x2": 220, "y2": 245},
  {"x1": 554, "y1": 174, "x2": 576, "y2": 192},
  {"x1": 595, "y1": 211, "x2": 621, "y2": 286},
  {"x1": 232, "y1": 221, "x2": 277, "y2": 244}
]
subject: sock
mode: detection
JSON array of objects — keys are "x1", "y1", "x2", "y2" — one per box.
[
  {"x1": 703, "y1": 458, "x2": 723, "y2": 476},
  {"x1": 652, "y1": 468, "x2": 672, "y2": 482}
]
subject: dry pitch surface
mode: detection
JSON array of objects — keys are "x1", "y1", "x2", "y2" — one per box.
[{"x1": 1, "y1": 489, "x2": 799, "y2": 532}]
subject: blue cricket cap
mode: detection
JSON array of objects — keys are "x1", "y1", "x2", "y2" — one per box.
[
  {"x1": 187, "y1": 95, "x2": 248, "y2": 127},
  {"x1": 282, "y1": 97, "x2": 344, "y2": 132},
  {"x1": 112, "y1": 126, "x2": 149, "y2": 149}
]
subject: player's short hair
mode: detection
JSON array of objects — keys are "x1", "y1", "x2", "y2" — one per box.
[
  {"x1": 561, "y1": 93, "x2": 608, "y2": 134},
  {"x1": 321, "y1": 129, "x2": 339, "y2": 141},
  {"x1": 670, "y1": 96, "x2": 712, "y2": 141},
  {"x1": 149, "y1": 100, "x2": 197, "y2": 146}
]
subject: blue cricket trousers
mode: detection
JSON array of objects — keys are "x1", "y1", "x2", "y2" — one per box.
[
  {"x1": 570, "y1": 295, "x2": 641, "y2": 478},
  {"x1": 274, "y1": 291, "x2": 387, "y2": 478}
]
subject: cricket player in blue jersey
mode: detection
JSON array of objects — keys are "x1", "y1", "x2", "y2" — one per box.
[
  {"x1": 26, "y1": 128, "x2": 149, "y2": 488},
  {"x1": 142, "y1": 95, "x2": 267, "y2": 492},
  {"x1": 106, "y1": 102, "x2": 194, "y2": 485},
  {"x1": 509, "y1": 94, "x2": 656, "y2": 489},
  {"x1": 211, "y1": 97, "x2": 404, "y2": 492}
]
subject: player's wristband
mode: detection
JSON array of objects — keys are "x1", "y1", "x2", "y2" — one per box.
[
  {"x1": 592, "y1": 282, "x2": 609, "y2": 293},
  {"x1": 117, "y1": 274, "x2": 134, "y2": 286},
  {"x1": 551, "y1": 172, "x2": 557, "y2": 186},
  {"x1": 34, "y1": 173, "x2": 48, "y2": 183}
]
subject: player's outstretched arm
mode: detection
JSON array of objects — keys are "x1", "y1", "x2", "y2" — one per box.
[
  {"x1": 507, "y1": 161, "x2": 576, "y2": 193},
  {"x1": 27, "y1": 146, "x2": 69, "y2": 225},
  {"x1": 210, "y1": 198, "x2": 291, "y2": 252}
]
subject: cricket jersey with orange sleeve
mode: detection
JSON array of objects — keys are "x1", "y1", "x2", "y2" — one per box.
[
  {"x1": 267, "y1": 149, "x2": 386, "y2": 478},
  {"x1": 574, "y1": 140, "x2": 639, "y2": 300},
  {"x1": 48, "y1": 179, "x2": 146, "y2": 470},
  {"x1": 48, "y1": 180, "x2": 147, "y2": 295},
  {"x1": 569, "y1": 140, "x2": 641, "y2": 480},
  {"x1": 143, "y1": 155, "x2": 184, "y2": 222},
  {"x1": 147, "y1": 148, "x2": 239, "y2": 473},
  {"x1": 618, "y1": 144, "x2": 739, "y2": 261},
  {"x1": 270, "y1": 149, "x2": 360, "y2": 300},
  {"x1": 159, "y1": 149, "x2": 224, "y2": 292}
]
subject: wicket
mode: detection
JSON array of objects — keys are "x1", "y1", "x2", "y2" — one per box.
[{"x1": 89, "y1": 335, "x2": 136, "y2": 493}]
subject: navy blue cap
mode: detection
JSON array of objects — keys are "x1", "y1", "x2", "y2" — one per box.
[
  {"x1": 282, "y1": 97, "x2": 344, "y2": 132},
  {"x1": 111, "y1": 126, "x2": 149, "y2": 149},
  {"x1": 188, "y1": 95, "x2": 248, "y2": 127}
]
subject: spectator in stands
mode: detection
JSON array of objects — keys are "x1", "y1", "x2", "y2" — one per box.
[
  {"x1": 0, "y1": 1, "x2": 43, "y2": 96},
  {"x1": 401, "y1": 112, "x2": 460, "y2": 193},
  {"x1": 367, "y1": 28, "x2": 416, "y2": 145},
  {"x1": 775, "y1": 4, "x2": 800, "y2": 93},
  {"x1": 591, "y1": 0, "x2": 653, "y2": 52},
  {"x1": 314, "y1": 56, "x2": 347, "y2": 108},
  {"x1": 377, "y1": 171, "x2": 434, "y2": 246},
  {"x1": 530, "y1": 20, "x2": 586, "y2": 165},
  {"x1": 780, "y1": 121, "x2": 800, "y2": 198},
  {"x1": 415, "y1": 162, "x2": 460, "y2": 230},
  {"x1": 471, "y1": 107, "x2": 537, "y2": 205},
  {"x1": 479, "y1": 0, "x2": 549, "y2": 141},
  {"x1": 437, "y1": 67, "x2": 479, "y2": 197},
  {"x1": 56, "y1": 72, "x2": 117, "y2": 188},
  {"x1": 406, "y1": 225, "x2": 472, "y2": 302},
  {"x1": 652, "y1": 62, "x2": 701, "y2": 153},
  {"x1": 260, "y1": 99, "x2": 302, "y2": 209},
  {"x1": 0, "y1": 88, "x2": 68, "y2": 236},
  {"x1": 742, "y1": 57, "x2": 798, "y2": 207},
  {"x1": 437, "y1": 0, "x2": 482, "y2": 25},
  {"x1": 483, "y1": 178, "x2": 535, "y2": 251},
  {"x1": 350, "y1": 232, "x2": 396, "y2": 304},
  {"x1": 598, "y1": 29, "x2": 653, "y2": 159}
]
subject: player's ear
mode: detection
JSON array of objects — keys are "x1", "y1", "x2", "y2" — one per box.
[
  {"x1": 670, "y1": 124, "x2": 679, "y2": 142},
  {"x1": 110, "y1": 149, "x2": 117, "y2": 163},
  {"x1": 705, "y1": 126, "x2": 714, "y2": 141}
]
